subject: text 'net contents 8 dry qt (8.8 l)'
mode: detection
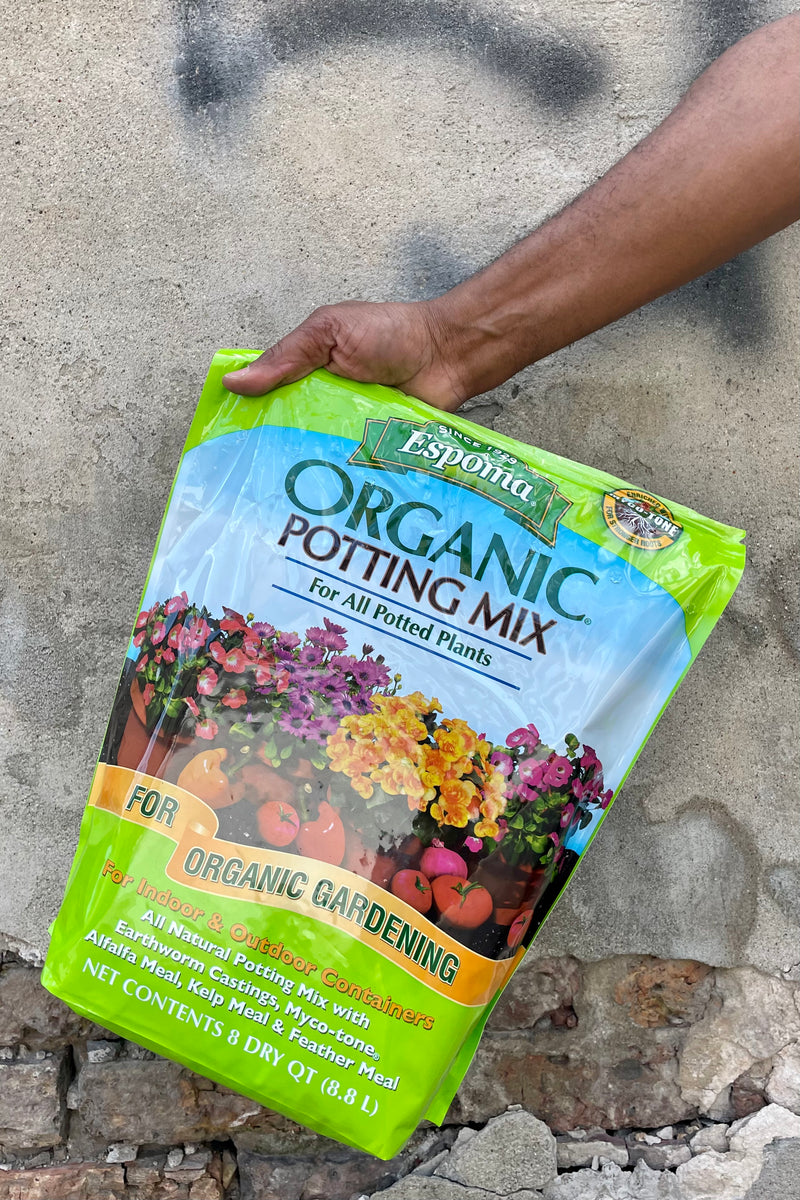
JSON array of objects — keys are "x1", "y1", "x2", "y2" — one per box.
[{"x1": 43, "y1": 352, "x2": 745, "y2": 1158}]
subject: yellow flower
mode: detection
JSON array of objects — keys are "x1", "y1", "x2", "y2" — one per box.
[{"x1": 474, "y1": 818, "x2": 499, "y2": 839}]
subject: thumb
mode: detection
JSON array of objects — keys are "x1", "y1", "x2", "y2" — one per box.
[{"x1": 222, "y1": 314, "x2": 337, "y2": 396}]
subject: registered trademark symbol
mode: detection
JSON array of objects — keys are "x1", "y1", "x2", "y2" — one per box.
[{"x1": 584, "y1": 617, "x2": 591, "y2": 625}]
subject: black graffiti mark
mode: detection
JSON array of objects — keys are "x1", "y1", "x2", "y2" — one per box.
[
  {"x1": 395, "y1": 227, "x2": 476, "y2": 300},
  {"x1": 174, "y1": 0, "x2": 605, "y2": 119},
  {"x1": 694, "y1": 0, "x2": 758, "y2": 64},
  {"x1": 663, "y1": 0, "x2": 768, "y2": 343},
  {"x1": 668, "y1": 249, "x2": 768, "y2": 347}
]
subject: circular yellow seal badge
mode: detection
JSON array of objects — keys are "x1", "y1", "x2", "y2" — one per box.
[{"x1": 602, "y1": 488, "x2": 683, "y2": 551}]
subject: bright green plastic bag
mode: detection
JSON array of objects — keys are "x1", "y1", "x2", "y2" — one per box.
[{"x1": 43, "y1": 351, "x2": 744, "y2": 1157}]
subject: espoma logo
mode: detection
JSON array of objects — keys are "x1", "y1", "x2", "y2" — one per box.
[{"x1": 348, "y1": 418, "x2": 571, "y2": 547}]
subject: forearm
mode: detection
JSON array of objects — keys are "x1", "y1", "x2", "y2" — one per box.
[{"x1": 431, "y1": 14, "x2": 800, "y2": 397}]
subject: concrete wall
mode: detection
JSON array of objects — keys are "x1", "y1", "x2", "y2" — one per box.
[
  {"x1": 3, "y1": 0, "x2": 797, "y2": 971},
  {"x1": 1, "y1": 1, "x2": 799, "y2": 1193}
]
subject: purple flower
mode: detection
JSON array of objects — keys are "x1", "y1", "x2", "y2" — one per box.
[
  {"x1": 275, "y1": 631, "x2": 301, "y2": 654},
  {"x1": 251, "y1": 621, "x2": 276, "y2": 638},
  {"x1": 299, "y1": 645, "x2": 325, "y2": 667},
  {"x1": 306, "y1": 618, "x2": 348, "y2": 652}
]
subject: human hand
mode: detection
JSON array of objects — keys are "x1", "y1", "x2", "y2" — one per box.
[{"x1": 221, "y1": 299, "x2": 469, "y2": 412}]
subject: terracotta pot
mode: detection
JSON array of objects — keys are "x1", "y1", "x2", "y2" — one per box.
[
  {"x1": 117, "y1": 682, "x2": 190, "y2": 778},
  {"x1": 473, "y1": 853, "x2": 551, "y2": 925}
]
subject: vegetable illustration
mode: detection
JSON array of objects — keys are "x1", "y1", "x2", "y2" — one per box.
[
  {"x1": 432, "y1": 876, "x2": 494, "y2": 929},
  {"x1": 507, "y1": 908, "x2": 534, "y2": 949},
  {"x1": 177, "y1": 748, "x2": 234, "y2": 809},
  {"x1": 419, "y1": 846, "x2": 468, "y2": 880},
  {"x1": 256, "y1": 800, "x2": 301, "y2": 847},
  {"x1": 390, "y1": 870, "x2": 433, "y2": 914},
  {"x1": 296, "y1": 800, "x2": 346, "y2": 866}
]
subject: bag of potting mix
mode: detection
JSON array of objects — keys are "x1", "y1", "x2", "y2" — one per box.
[{"x1": 43, "y1": 350, "x2": 745, "y2": 1157}]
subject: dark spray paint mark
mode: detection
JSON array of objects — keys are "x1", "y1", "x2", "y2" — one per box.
[
  {"x1": 174, "y1": 0, "x2": 605, "y2": 118},
  {"x1": 395, "y1": 228, "x2": 477, "y2": 300},
  {"x1": 664, "y1": 0, "x2": 769, "y2": 343}
]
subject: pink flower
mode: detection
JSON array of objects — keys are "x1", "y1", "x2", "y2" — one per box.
[
  {"x1": 548, "y1": 831, "x2": 560, "y2": 847},
  {"x1": 195, "y1": 719, "x2": 219, "y2": 740},
  {"x1": 518, "y1": 757, "x2": 547, "y2": 788},
  {"x1": 465, "y1": 836, "x2": 483, "y2": 853},
  {"x1": 276, "y1": 671, "x2": 290, "y2": 694},
  {"x1": 142, "y1": 683, "x2": 155, "y2": 706},
  {"x1": 151, "y1": 620, "x2": 167, "y2": 645},
  {"x1": 197, "y1": 667, "x2": 219, "y2": 695},
  {"x1": 161, "y1": 648, "x2": 175, "y2": 664},
  {"x1": 164, "y1": 592, "x2": 188, "y2": 615},
  {"x1": 177, "y1": 617, "x2": 212, "y2": 653},
  {"x1": 221, "y1": 688, "x2": 247, "y2": 709},
  {"x1": 560, "y1": 802, "x2": 576, "y2": 828},
  {"x1": 168, "y1": 623, "x2": 183, "y2": 649},
  {"x1": 134, "y1": 603, "x2": 156, "y2": 630},
  {"x1": 494, "y1": 818, "x2": 508, "y2": 842},
  {"x1": 132, "y1": 631, "x2": 145, "y2": 647},
  {"x1": 543, "y1": 756, "x2": 572, "y2": 789},
  {"x1": 598, "y1": 789, "x2": 613, "y2": 810},
  {"x1": 184, "y1": 696, "x2": 200, "y2": 717},
  {"x1": 135, "y1": 655, "x2": 149, "y2": 673}
]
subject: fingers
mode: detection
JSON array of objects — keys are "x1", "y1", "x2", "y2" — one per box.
[{"x1": 222, "y1": 311, "x2": 337, "y2": 396}]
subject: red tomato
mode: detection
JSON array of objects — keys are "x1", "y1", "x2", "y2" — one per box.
[
  {"x1": 296, "y1": 801, "x2": 346, "y2": 866},
  {"x1": 256, "y1": 801, "x2": 300, "y2": 847},
  {"x1": 432, "y1": 875, "x2": 494, "y2": 929},
  {"x1": 507, "y1": 908, "x2": 534, "y2": 949},
  {"x1": 390, "y1": 870, "x2": 433, "y2": 914}
]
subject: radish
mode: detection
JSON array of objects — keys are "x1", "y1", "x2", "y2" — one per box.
[{"x1": 420, "y1": 846, "x2": 468, "y2": 880}]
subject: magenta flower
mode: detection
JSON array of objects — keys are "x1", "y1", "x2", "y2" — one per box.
[
  {"x1": 560, "y1": 802, "x2": 576, "y2": 828},
  {"x1": 580, "y1": 746, "x2": 601, "y2": 773},
  {"x1": 543, "y1": 756, "x2": 572, "y2": 788},
  {"x1": 197, "y1": 667, "x2": 218, "y2": 695},
  {"x1": 598, "y1": 789, "x2": 614, "y2": 810},
  {"x1": 465, "y1": 836, "x2": 483, "y2": 853},
  {"x1": 507, "y1": 723, "x2": 540, "y2": 751},
  {"x1": 490, "y1": 751, "x2": 514, "y2": 777},
  {"x1": 519, "y1": 757, "x2": 547, "y2": 787}
]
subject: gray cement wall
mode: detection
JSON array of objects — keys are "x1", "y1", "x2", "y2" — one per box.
[
  {"x1": 2, "y1": 3, "x2": 800, "y2": 1196},
  {"x1": 3, "y1": 0, "x2": 797, "y2": 974}
]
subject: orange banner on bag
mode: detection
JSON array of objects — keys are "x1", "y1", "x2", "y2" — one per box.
[{"x1": 88, "y1": 764, "x2": 523, "y2": 1007}]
